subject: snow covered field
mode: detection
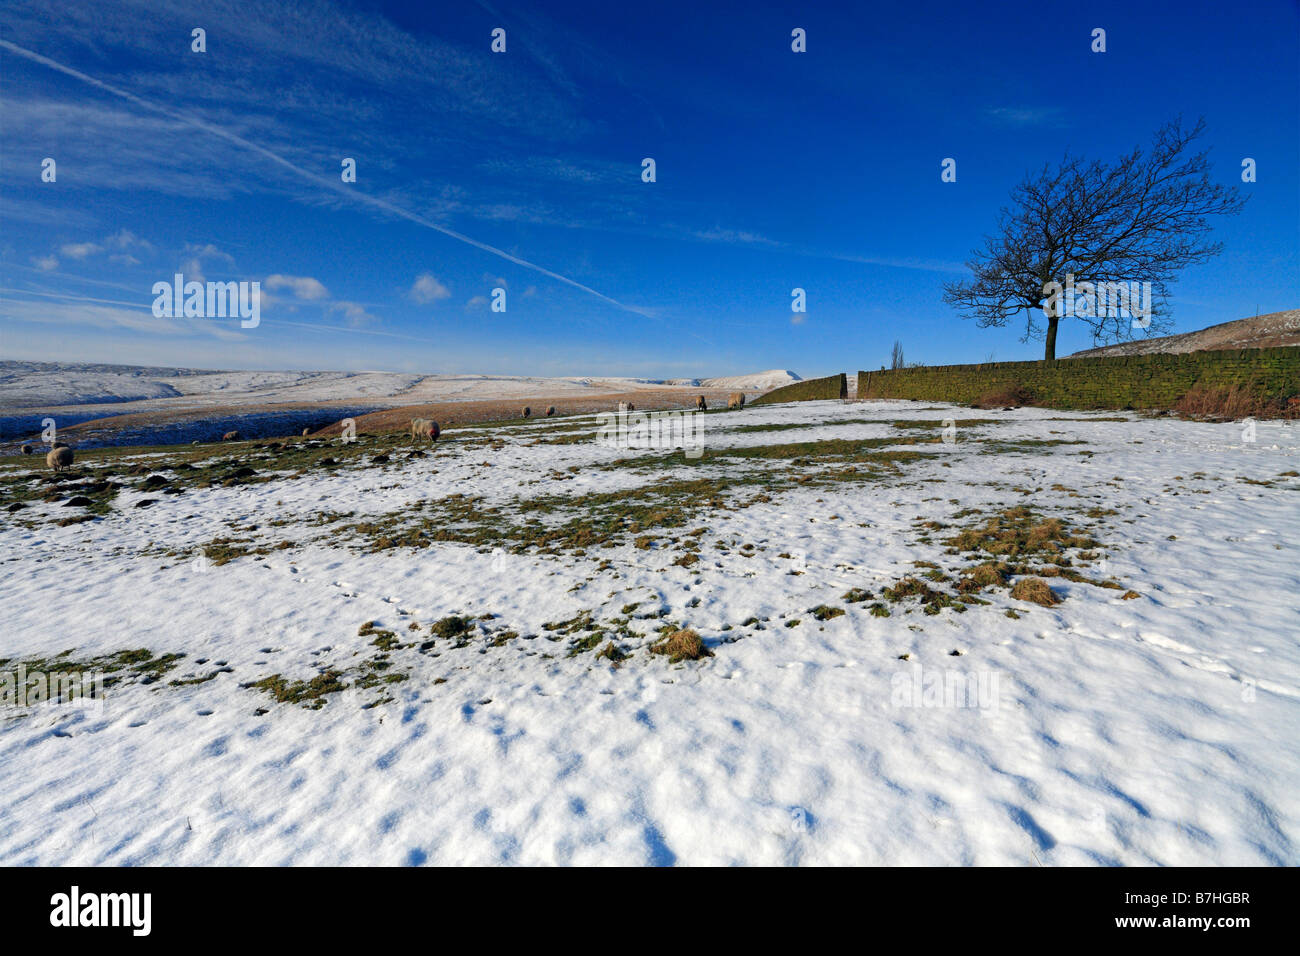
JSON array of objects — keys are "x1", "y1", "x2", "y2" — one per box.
[{"x1": 1, "y1": 399, "x2": 1297, "y2": 865}]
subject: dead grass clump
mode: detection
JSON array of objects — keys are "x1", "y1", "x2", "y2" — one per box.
[
  {"x1": 650, "y1": 628, "x2": 713, "y2": 663},
  {"x1": 251, "y1": 670, "x2": 347, "y2": 708},
  {"x1": 1173, "y1": 382, "x2": 1299, "y2": 420},
  {"x1": 881, "y1": 577, "x2": 968, "y2": 615},
  {"x1": 975, "y1": 383, "x2": 1035, "y2": 409},
  {"x1": 959, "y1": 560, "x2": 1011, "y2": 590},
  {"x1": 1010, "y1": 577, "x2": 1061, "y2": 606},
  {"x1": 947, "y1": 507, "x2": 1095, "y2": 558},
  {"x1": 430, "y1": 615, "x2": 475, "y2": 640},
  {"x1": 594, "y1": 641, "x2": 629, "y2": 665}
]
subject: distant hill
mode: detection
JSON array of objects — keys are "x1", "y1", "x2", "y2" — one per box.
[
  {"x1": 1069, "y1": 309, "x2": 1299, "y2": 358},
  {"x1": 700, "y1": 370, "x2": 802, "y2": 390},
  {"x1": 0, "y1": 363, "x2": 804, "y2": 411}
]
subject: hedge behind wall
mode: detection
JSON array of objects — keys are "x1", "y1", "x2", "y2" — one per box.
[{"x1": 856, "y1": 348, "x2": 1300, "y2": 409}]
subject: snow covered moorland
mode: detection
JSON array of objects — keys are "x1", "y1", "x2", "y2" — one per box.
[{"x1": 0, "y1": 399, "x2": 1296, "y2": 865}]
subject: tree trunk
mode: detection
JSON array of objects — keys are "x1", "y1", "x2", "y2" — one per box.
[{"x1": 1044, "y1": 315, "x2": 1058, "y2": 361}]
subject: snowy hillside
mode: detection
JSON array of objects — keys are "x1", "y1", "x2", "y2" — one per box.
[
  {"x1": 0, "y1": 362, "x2": 795, "y2": 412},
  {"x1": 701, "y1": 369, "x2": 802, "y2": 390}
]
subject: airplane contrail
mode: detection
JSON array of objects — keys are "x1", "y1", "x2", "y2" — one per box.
[{"x1": 0, "y1": 39, "x2": 653, "y2": 317}]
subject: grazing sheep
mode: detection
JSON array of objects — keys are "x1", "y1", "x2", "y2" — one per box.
[
  {"x1": 46, "y1": 446, "x2": 73, "y2": 472},
  {"x1": 727, "y1": 391, "x2": 745, "y2": 410},
  {"x1": 302, "y1": 428, "x2": 312, "y2": 436},
  {"x1": 545, "y1": 406, "x2": 556, "y2": 417},
  {"x1": 222, "y1": 430, "x2": 240, "y2": 441},
  {"x1": 695, "y1": 395, "x2": 707, "y2": 411},
  {"x1": 522, "y1": 406, "x2": 532, "y2": 419},
  {"x1": 21, "y1": 444, "x2": 32, "y2": 455},
  {"x1": 617, "y1": 401, "x2": 636, "y2": 414},
  {"x1": 410, "y1": 418, "x2": 440, "y2": 442}
]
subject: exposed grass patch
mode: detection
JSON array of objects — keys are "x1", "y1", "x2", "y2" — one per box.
[
  {"x1": 809, "y1": 604, "x2": 845, "y2": 621},
  {"x1": 1010, "y1": 577, "x2": 1061, "y2": 606},
  {"x1": 946, "y1": 506, "x2": 1096, "y2": 558},
  {"x1": 249, "y1": 670, "x2": 347, "y2": 709},
  {"x1": 650, "y1": 628, "x2": 713, "y2": 663},
  {"x1": 429, "y1": 615, "x2": 476, "y2": 643},
  {"x1": 594, "y1": 641, "x2": 629, "y2": 664}
]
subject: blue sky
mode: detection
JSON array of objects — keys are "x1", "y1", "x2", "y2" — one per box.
[{"x1": 1, "y1": 0, "x2": 1296, "y2": 378}]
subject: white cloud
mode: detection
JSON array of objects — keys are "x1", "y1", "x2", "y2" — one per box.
[
  {"x1": 408, "y1": 272, "x2": 450, "y2": 304},
  {"x1": 60, "y1": 241, "x2": 101, "y2": 259},
  {"x1": 31, "y1": 255, "x2": 58, "y2": 270},
  {"x1": 183, "y1": 243, "x2": 235, "y2": 264},
  {"x1": 58, "y1": 229, "x2": 153, "y2": 262},
  {"x1": 692, "y1": 227, "x2": 780, "y2": 247},
  {"x1": 264, "y1": 274, "x2": 330, "y2": 300},
  {"x1": 180, "y1": 243, "x2": 236, "y2": 283},
  {"x1": 329, "y1": 301, "x2": 378, "y2": 327},
  {"x1": 104, "y1": 229, "x2": 153, "y2": 253}
]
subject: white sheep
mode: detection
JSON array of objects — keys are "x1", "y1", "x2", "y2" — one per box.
[
  {"x1": 410, "y1": 418, "x2": 440, "y2": 441},
  {"x1": 46, "y1": 446, "x2": 73, "y2": 472}
]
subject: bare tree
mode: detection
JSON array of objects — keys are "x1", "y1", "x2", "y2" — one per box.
[
  {"x1": 890, "y1": 340, "x2": 905, "y2": 369},
  {"x1": 943, "y1": 118, "x2": 1246, "y2": 360}
]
